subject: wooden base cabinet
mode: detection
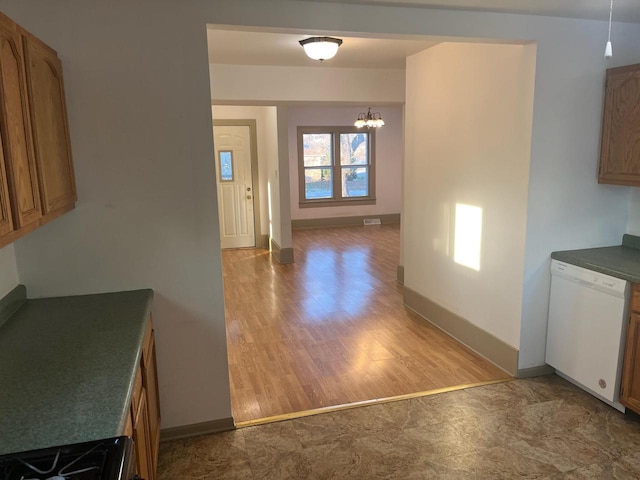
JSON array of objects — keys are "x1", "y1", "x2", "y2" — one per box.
[
  {"x1": 130, "y1": 318, "x2": 161, "y2": 480},
  {"x1": 132, "y1": 387, "x2": 153, "y2": 480},
  {"x1": 142, "y1": 331, "x2": 161, "y2": 471},
  {"x1": 621, "y1": 309, "x2": 640, "y2": 413}
]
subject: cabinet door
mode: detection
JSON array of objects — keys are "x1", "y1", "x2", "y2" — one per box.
[
  {"x1": 132, "y1": 387, "x2": 154, "y2": 480},
  {"x1": 0, "y1": 15, "x2": 40, "y2": 228},
  {"x1": 142, "y1": 331, "x2": 161, "y2": 472},
  {"x1": 23, "y1": 34, "x2": 76, "y2": 217},
  {"x1": 0, "y1": 134, "x2": 14, "y2": 236},
  {"x1": 621, "y1": 313, "x2": 640, "y2": 413},
  {"x1": 599, "y1": 64, "x2": 640, "y2": 186}
]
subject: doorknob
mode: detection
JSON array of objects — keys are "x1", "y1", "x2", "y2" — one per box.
[{"x1": 247, "y1": 195, "x2": 252, "y2": 200}]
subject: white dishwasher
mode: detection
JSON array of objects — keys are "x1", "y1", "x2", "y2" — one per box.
[{"x1": 546, "y1": 259, "x2": 630, "y2": 412}]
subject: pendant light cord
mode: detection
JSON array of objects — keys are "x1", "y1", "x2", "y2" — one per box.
[{"x1": 608, "y1": 0, "x2": 613, "y2": 43}]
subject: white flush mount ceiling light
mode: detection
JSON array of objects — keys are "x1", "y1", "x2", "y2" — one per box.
[
  {"x1": 299, "y1": 36, "x2": 343, "y2": 62},
  {"x1": 354, "y1": 107, "x2": 385, "y2": 128},
  {"x1": 605, "y1": 0, "x2": 614, "y2": 58}
]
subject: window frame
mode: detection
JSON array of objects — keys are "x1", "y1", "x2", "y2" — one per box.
[{"x1": 297, "y1": 126, "x2": 376, "y2": 208}]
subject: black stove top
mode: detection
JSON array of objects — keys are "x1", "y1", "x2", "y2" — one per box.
[{"x1": 0, "y1": 437, "x2": 133, "y2": 480}]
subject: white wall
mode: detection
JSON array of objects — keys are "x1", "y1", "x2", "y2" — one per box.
[
  {"x1": 212, "y1": 105, "x2": 278, "y2": 242},
  {"x1": 2, "y1": 0, "x2": 639, "y2": 429},
  {"x1": 0, "y1": 245, "x2": 19, "y2": 298},
  {"x1": 211, "y1": 64, "x2": 405, "y2": 103},
  {"x1": 1, "y1": 1, "x2": 231, "y2": 429},
  {"x1": 275, "y1": 106, "x2": 292, "y2": 248},
  {"x1": 405, "y1": 42, "x2": 536, "y2": 348},
  {"x1": 288, "y1": 105, "x2": 403, "y2": 220},
  {"x1": 628, "y1": 190, "x2": 640, "y2": 234},
  {"x1": 518, "y1": 25, "x2": 639, "y2": 369}
]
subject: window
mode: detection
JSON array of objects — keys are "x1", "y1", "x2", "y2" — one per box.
[
  {"x1": 298, "y1": 127, "x2": 376, "y2": 207},
  {"x1": 218, "y1": 150, "x2": 234, "y2": 182}
]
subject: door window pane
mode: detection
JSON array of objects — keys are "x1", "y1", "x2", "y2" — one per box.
[
  {"x1": 342, "y1": 167, "x2": 368, "y2": 197},
  {"x1": 305, "y1": 167, "x2": 333, "y2": 199},
  {"x1": 219, "y1": 151, "x2": 234, "y2": 182},
  {"x1": 340, "y1": 133, "x2": 368, "y2": 166},
  {"x1": 303, "y1": 134, "x2": 332, "y2": 166}
]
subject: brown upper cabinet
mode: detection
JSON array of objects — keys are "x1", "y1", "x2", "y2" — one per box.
[
  {"x1": 24, "y1": 34, "x2": 76, "y2": 220},
  {"x1": 0, "y1": 14, "x2": 41, "y2": 230},
  {"x1": 0, "y1": 138, "x2": 13, "y2": 237},
  {"x1": 0, "y1": 11, "x2": 76, "y2": 248},
  {"x1": 598, "y1": 63, "x2": 640, "y2": 186}
]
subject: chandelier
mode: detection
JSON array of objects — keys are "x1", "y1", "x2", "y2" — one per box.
[
  {"x1": 299, "y1": 36, "x2": 343, "y2": 62},
  {"x1": 354, "y1": 107, "x2": 385, "y2": 129}
]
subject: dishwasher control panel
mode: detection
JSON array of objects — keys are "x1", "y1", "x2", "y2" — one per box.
[{"x1": 551, "y1": 260, "x2": 627, "y2": 297}]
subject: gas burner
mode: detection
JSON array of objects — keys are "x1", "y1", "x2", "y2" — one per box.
[
  {"x1": 0, "y1": 437, "x2": 134, "y2": 480},
  {"x1": 15, "y1": 441, "x2": 103, "y2": 480}
]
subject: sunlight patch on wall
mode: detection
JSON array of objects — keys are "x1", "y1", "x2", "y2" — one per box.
[{"x1": 454, "y1": 203, "x2": 482, "y2": 271}]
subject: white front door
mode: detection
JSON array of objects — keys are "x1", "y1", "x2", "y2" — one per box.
[{"x1": 214, "y1": 125, "x2": 255, "y2": 249}]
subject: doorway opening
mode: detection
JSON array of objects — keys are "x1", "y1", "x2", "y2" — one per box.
[{"x1": 208, "y1": 28, "x2": 535, "y2": 425}]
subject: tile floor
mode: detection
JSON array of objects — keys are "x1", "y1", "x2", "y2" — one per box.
[{"x1": 158, "y1": 375, "x2": 640, "y2": 479}]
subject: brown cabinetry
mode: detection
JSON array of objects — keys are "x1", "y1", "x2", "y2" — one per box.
[
  {"x1": 132, "y1": 387, "x2": 153, "y2": 480},
  {"x1": 129, "y1": 318, "x2": 161, "y2": 480},
  {"x1": 23, "y1": 33, "x2": 76, "y2": 220},
  {"x1": 621, "y1": 285, "x2": 640, "y2": 412},
  {"x1": 0, "y1": 13, "x2": 41, "y2": 230},
  {"x1": 598, "y1": 63, "x2": 640, "y2": 186},
  {"x1": 0, "y1": 11, "x2": 76, "y2": 248},
  {"x1": 0, "y1": 140, "x2": 13, "y2": 236},
  {"x1": 142, "y1": 330, "x2": 161, "y2": 471}
]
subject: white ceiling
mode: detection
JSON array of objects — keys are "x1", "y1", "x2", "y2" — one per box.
[
  {"x1": 207, "y1": 29, "x2": 439, "y2": 69},
  {"x1": 208, "y1": 0, "x2": 636, "y2": 70},
  {"x1": 294, "y1": 0, "x2": 640, "y2": 23}
]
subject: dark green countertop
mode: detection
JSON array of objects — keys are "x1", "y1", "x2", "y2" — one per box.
[
  {"x1": 551, "y1": 234, "x2": 640, "y2": 283},
  {"x1": 0, "y1": 286, "x2": 153, "y2": 455}
]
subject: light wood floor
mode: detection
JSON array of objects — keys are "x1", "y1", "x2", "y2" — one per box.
[{"x1": 222, "y1": 224, "x2": 510, "y2": 423}]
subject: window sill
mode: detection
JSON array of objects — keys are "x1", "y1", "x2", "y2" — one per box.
[{"x1": 299, "y1": 198, "x2": 376, "y2": 208}]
